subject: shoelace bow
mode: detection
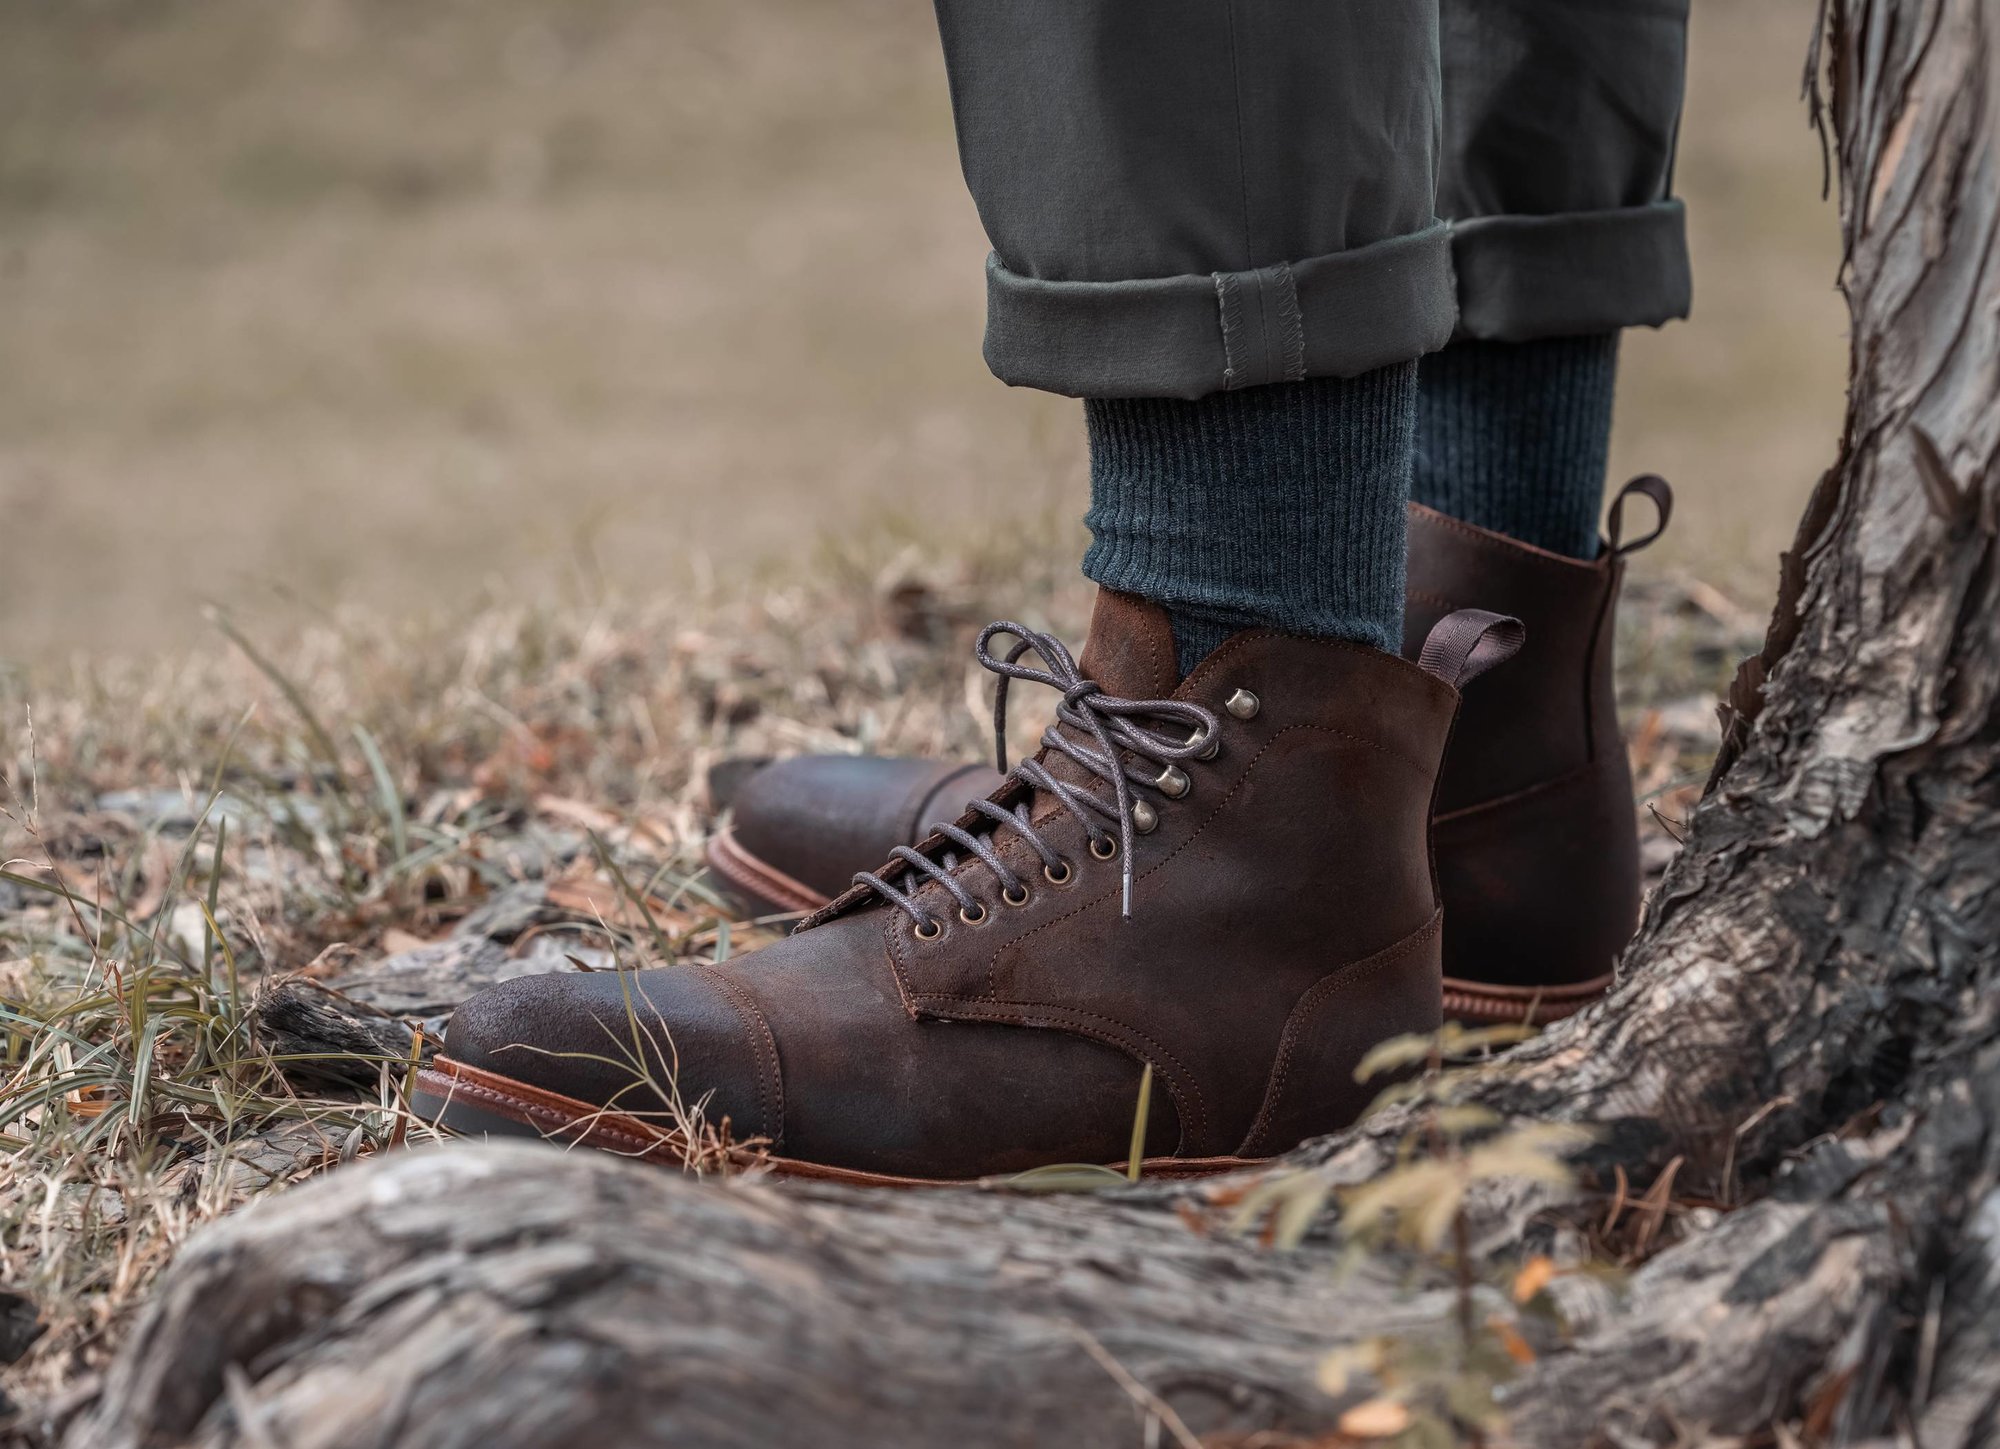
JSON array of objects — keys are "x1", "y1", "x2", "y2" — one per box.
[{"x1": 854, "y1": 621, "x2": 1220, "y2": 926}]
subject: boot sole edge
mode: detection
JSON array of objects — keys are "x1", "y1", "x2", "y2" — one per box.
[{"x1": 411, "y1": 1056, "x2": 1265, "y2": 1188}]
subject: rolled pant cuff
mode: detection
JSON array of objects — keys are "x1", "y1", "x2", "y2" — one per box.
[
  {"x1": 1449, "y1": 199, "x2": 1692, "y2": 343},
  {"x1": 981, "y1": 222, "x2": 1456, "y2": 400}
]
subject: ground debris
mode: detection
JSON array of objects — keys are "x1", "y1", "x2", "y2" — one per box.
[{"x1": 0, "y1": 561, "x2": 1757, "y2": 1428}]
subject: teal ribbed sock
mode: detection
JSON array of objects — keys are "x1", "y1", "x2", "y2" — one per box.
[
  {"x1": 1081, "y1": 365, "x2": 1416, "y2": 678},
  {"x1": 1412, "y1": 334, "x2": 1619, "y2": 559}
]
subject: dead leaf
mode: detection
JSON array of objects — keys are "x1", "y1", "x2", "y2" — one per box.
[
  {"x1": 379, "y1": 928, "x2": 433, "y2": 956},
  {"x1": 1317, "y1": 1340, "x2": 1385, "y2": 1398},
  {"x1": 1511, "y1": 1255, "x2": 1557, "y2": 1304},
  {"x1": 534, "y1": 794, "x2": 622, "y2": 835},
  {"x1": 300, "y1": 943, "x2": 365, "y2": 979},
  {"x1": 1801, "y1": 1364, "x2": 1856, "y2": 1441},
  {"x1": 66, "y1": 1084, "x2": 114, "y2": 1119},
  {"x1": 546, "y1": 871, "x2": 690, "y2": 938},
  {"x1": 1488, "y1": 1315, "x2": 1537, "y2": 1366},
  {"x1": 1337, "y1": 1397, "x2": 1410, "y2": 1439}
]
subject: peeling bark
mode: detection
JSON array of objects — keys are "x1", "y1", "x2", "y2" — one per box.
[{"x1": 70, "y1": 1, "x2": 2000, "y2": 1444}]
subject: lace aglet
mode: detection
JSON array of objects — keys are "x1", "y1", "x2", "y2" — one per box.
[{"x1": 1121, "y1": 870, "x2": 1132, "y2": 919}]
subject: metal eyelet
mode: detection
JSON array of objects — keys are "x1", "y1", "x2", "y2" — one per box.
[
  {"x1": 1044, "y1": 860, "x2": 1074, "y2": 885},
  {"x1": 913, "y1": 918, "x2": 943, "y2": 941},
  {"x1": 1226, "y1": 688, "x2": 1260, "y2": 720},
  {"x1": 1001, "y1": 884, "x2": 1031, "y2": 907},
  {"x1": 1154, "y1": 765, "x2": 1189, "y2": 799},
  {"x1": 1089, "y1": 836, "x2": 1118, "y2": 861},
  {"x1": 1131, "y1": 800, "x2": 1159, "y2": 834},
  {"x1": 1195, "y1": 732, "x2": 1222, "y2": 762},
  {"x1": 959, "y1": 903, "x2": 989, "y2": 926}
]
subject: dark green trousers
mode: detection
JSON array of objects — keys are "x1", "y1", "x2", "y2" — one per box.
[{"x1": 933, "y1": 0, "x2": 1691, "y2": 400}]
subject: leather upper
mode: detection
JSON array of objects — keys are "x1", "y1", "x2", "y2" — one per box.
[
  {"x1": 731, "y1": 757, "x2": 999, "y2": 904},
  {"x1": 1401, "y1": 499, "x2": 1645, "y2": 988},
  {"x1": 716, "y1": 493, "x2": 1661, "y2": 996},
  {"x1": 448, "y1": 591, "x2": 1459, "y2": 1176}
]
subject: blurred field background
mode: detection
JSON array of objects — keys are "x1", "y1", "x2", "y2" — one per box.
[{"x1": 1, "y1": 0, "x2": 1846, "y2": 662}]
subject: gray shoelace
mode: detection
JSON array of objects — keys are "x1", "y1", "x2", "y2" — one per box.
[{"x1": 854, "y1": 621, "x2": 1220, "y2": 927}]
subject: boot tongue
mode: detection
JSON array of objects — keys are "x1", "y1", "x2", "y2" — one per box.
[
  {"x1": 1075, "y1": 588, "x2": 1181, "y2": 700},
  {"x1": 1010, "y1": 589, "x2": 1180, "y2": 832}
]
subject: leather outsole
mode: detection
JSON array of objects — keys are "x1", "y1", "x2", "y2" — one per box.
[
  {"x1": 706, "y1": 827, "x2": 1615, "y2": 1028},
  {"x1": 411, "y1": 1055, "x2": 1263, "y2": 1188}
]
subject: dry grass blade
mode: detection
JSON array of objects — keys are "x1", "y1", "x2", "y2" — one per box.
[
  {"x1": 207, "y1": 608, "x2": 350, "y2": 802},
  {"x1": 1126, "y1": 1061, "x2": 1152, "y2": 1182},
  {"x1": 1065, "y1": 1322, "x2": 1203, "y2": 1449},
  {"x1": 0, "y1": 512, "x2": 1753, "y2": 1425}
]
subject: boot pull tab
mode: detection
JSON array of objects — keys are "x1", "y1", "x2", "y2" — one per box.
[
  {"x1": 1605, "y1": 475, "x2": 1674, "y2": 557},
  {"x1": 1418, "y1": 609, "x2": 1526, "y2": 690}
]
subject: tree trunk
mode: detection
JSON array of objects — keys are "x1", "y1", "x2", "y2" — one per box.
[{"x1": 70, "y1": 2, "x2": 2000, "y2": 1444}]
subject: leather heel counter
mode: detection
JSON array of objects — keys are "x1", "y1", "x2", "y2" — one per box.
[
  {"x1": 1239, "y1": 912, "x2": 1443, "y2": 1158},
  {"x1": 1432, "y1": 754, "x2": 1641, "y2": 990}
]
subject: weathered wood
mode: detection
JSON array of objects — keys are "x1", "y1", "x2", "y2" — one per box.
[
  {"x1": 72, "y1": 1143, "x2": 1491, "y2": 1449},
  {"x1": 70, "y1": 1, "x2": 2000, "y2": 1444},
  {"x1": 249, "y1": 979, "x2": 424, "y2": 1089}
]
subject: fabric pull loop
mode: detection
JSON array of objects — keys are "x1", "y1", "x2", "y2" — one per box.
[
  {"x1": 1418, "y1": 609, "x2": 1526, "y2": 690},
  {"x1": 1213, "y1": 262, "x2": 1308, "y2": 391},
  {"x1": 1606, "y1": 475, "x2": 1674, "y2": 557}
]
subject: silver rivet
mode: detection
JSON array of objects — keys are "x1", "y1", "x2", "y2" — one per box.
[
  {"x1": 1226, "y1": 689, "x2": 1260, "y2": 720},
  {"x1": 1154, "y1": 765, "x2": 1189, "y2": 799},
  {"x1": 1131, "y1": 800, "x2": 1159, "y2": 834}
]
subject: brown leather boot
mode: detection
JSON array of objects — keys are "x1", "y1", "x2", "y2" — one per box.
[
  {"x1": 707, "y1": 478, "x2": 1671, "y2": 1024},
  {"x1": 418, "y1": 593, "x2": 1520, "y2": 1181},
  {"x1": 1405, "y1": 477, "x2": 1669, "y2": 1020}
]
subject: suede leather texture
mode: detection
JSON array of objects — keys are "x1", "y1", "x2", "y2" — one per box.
[
  {"x1": 447, "y1": 591, "x2": 1453, "y2": 1178},
  {"x1": 731, "y1": 757, "x2": 998, "y2": 904},
  {"x1": 720, "y1": 504, "x2": 1646, "y2": 994},
  {"x1": 1402, "y1": 503, "x2": 1641, "y2": 988}
]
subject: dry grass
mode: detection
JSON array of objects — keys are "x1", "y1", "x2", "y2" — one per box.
[
  {"x1": 0, "y1": 514, "x2": 1091, "y2": 1434},
  {"x1": 0, "y1": 503, "x2": 1760, "y2": 1437}
]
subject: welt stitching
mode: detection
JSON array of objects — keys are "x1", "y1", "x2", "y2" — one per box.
[{"x1": 443, "y1": 1076, "x2": 664, "y2": 1154}]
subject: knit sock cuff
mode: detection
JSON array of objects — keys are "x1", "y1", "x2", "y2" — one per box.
[
  {"x1": 1081, "y1": 365, "x2": 1415, "y2": 675},
  {"x1": 1412, "y1": 334, "x2": 1618, "y2": 559}
]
